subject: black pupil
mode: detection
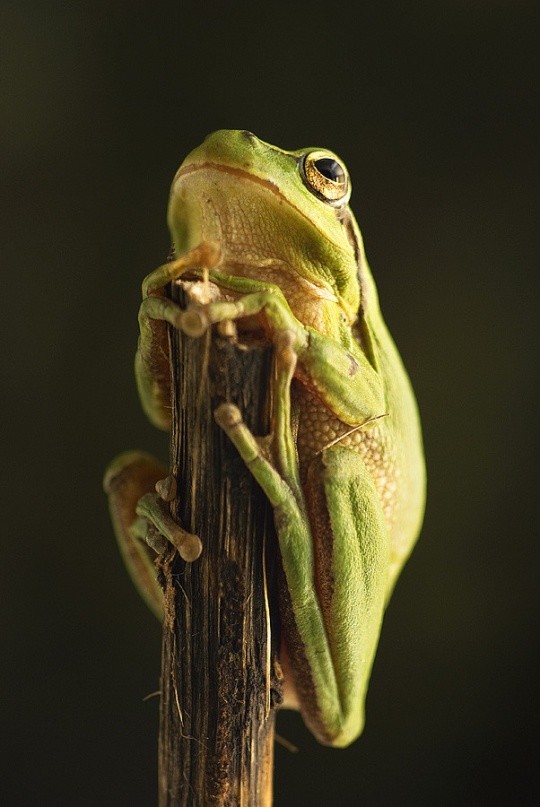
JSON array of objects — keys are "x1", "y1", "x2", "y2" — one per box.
[{"x1": 314, "y1": 158, "x2": 345, "y2": 184}]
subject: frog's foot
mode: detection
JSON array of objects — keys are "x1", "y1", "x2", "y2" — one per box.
[
  {"x1": 134, "y1": 491, "x2": 202, "y2": 563},
  {"x1": 104, "y1": 452, "x2": 202, "y2": 619}
]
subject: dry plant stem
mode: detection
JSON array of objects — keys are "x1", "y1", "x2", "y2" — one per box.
[{"x1": 157, "y1": 283, "x2": 280, "y2": 807}]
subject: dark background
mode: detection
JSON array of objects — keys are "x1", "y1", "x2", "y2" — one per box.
[{"x1": 2, "y1": 2, "x2": 538, "y2": 804}]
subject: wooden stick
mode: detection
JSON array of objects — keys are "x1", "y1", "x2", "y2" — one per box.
[{"x1": 157, "y1": 283, "x2": 281, "y2": 806}]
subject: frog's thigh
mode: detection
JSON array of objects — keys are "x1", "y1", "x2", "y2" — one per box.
[
  {"x1": 312, "y1": 446, "x2": 390, "y2": 742},
  {"x1": 103, "y1": 451, "x2": 167, "y2": 618}
]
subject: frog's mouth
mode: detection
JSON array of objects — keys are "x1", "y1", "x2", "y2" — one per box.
[{"x1": 173, "y1": 160, "x2": 284, "y2": 198}]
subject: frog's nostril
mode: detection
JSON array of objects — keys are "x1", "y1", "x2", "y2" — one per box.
[{"x1": 240, "y1": 130, "x2": 257, "y2": 142}]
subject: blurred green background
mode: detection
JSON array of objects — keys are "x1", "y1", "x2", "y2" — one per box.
[{"x1": 2, "y1": 1, "x2": 538, "y2": 804}]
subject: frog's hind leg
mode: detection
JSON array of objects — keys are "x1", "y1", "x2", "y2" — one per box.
[
  {"x1": 104, "y1": 452, "x2": 203, "y2": 618},
  {"x1": 103, "y1": 451, "x2": 168, "y2": 619}
]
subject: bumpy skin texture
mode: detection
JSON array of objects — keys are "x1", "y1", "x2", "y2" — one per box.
[{"x1": 105, "y1": 130, "x2": 426, "y2": 748}]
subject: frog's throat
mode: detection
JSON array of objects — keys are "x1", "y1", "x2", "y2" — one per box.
[{"x1": 173, "y1": 161, "x2": 329, "y2": 243}]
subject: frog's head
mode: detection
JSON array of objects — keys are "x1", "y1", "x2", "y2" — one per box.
[{"x1": 168, "y1": 130, "x2": 367, "y2": 322}]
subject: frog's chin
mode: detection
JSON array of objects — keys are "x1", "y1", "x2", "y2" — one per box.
[{"x1": 168, "y1": 161, "x2": 281, "y2": 247}]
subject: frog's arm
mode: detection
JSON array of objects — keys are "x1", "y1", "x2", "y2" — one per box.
[{"x1": 182, "y1": 276, "x2": 386, "y2": 427}]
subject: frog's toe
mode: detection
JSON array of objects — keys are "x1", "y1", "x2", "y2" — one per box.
[{"x1": 135, "y1": 492, "x2": 203, "y2": 563}]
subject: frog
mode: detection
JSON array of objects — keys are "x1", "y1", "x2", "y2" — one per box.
[{"x1": 104, "y1": 129, "x2": 426, "y2": 747}]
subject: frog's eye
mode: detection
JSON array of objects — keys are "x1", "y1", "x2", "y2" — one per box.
[{"x1": 300, "y1": 150, "x2": 351, "y2": 206}]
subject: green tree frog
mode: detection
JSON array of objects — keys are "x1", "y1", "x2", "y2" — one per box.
[{"x1": 104, "y1": 130, "x2": 426, "y2": 747}]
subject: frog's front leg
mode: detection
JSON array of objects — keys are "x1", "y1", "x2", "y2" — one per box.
[
  {"x1": 103, "y1": 452, "x2": 202, "y2": 619},
  {"x1": 181, "y1": 283, "x2": 386, "y2": 428}
]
